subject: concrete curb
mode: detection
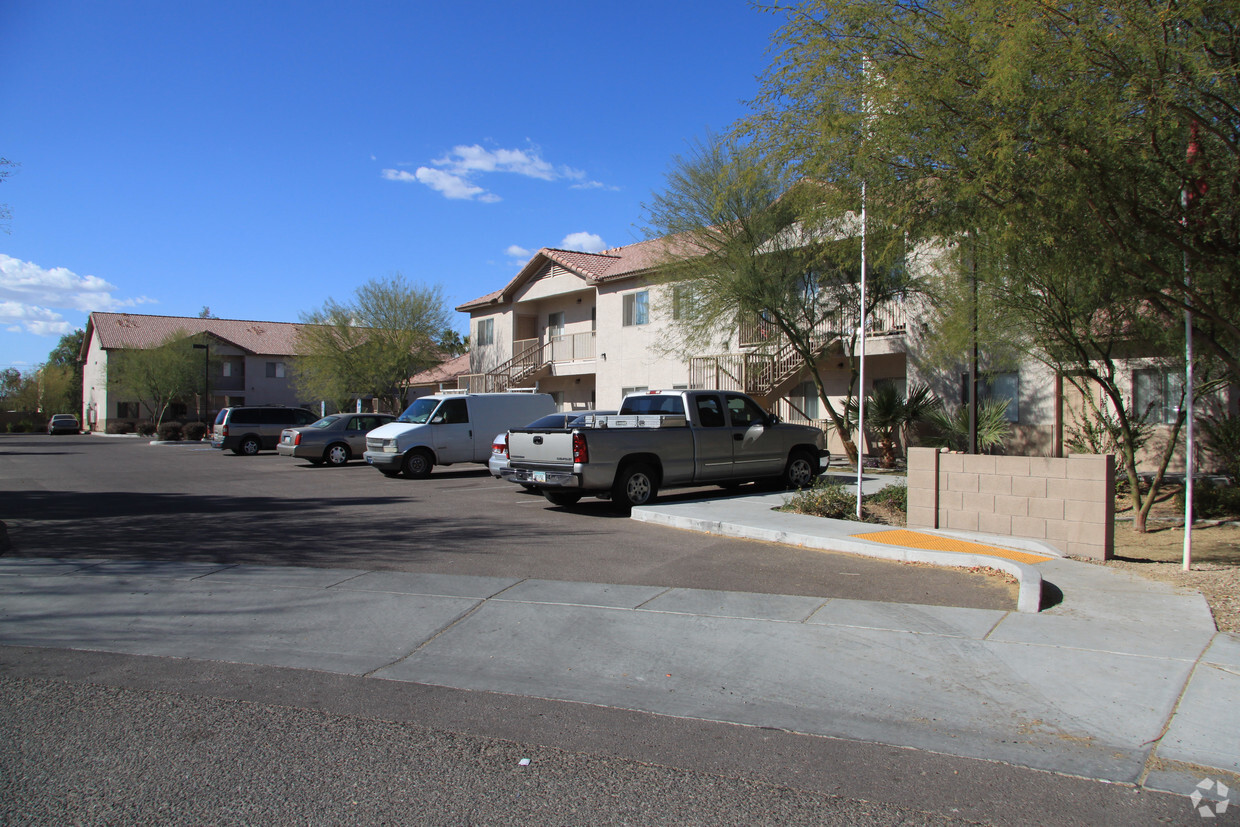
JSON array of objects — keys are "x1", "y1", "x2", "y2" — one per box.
[{"x1": 631, "y1": 501, "x2": 1044, "y2": 613}]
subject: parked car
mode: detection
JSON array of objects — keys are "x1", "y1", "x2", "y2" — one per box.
[
  {"x1": 47, "y1": 414, "x2": 80, "y2": 435},
  {"x1": 363, "y1": 391, "x2": 555, "y2": 479},
  {"x1": 489, "y1": 410, "x2": 616, "y2": 481},
  {"x1": 277, "y1": 413, "x2": 396, "y2": 466},
  {"x1": 211, "y1": 406, "x2": 318, "y2": 455}
]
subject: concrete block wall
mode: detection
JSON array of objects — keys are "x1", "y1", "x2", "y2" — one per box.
[{"x1": 906, "y1": 447, "x2": 1114, "y2": 560}]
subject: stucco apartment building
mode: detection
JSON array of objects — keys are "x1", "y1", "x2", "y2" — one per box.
[
  {"x1": 81, "y1": 312, "x2": 304, "y2": 432},
  {"x1": 456, "y1": 239, "x2": 1219, "y2": 465}
]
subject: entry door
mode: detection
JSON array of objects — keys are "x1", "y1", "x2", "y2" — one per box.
[{"x1": 725, "y1": 393, "x2": 785, "y2": 477}]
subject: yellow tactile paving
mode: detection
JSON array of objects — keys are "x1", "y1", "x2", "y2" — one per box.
[{"x1": 852, "y1": 529, "x2": 1053, "y2": 565}]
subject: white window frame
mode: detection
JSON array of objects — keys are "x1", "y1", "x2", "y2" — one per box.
[
  {"x1": 622, "y1": 291, "x2": 649, "y2": 327},
  {"x1": 475, "y1": 318, "x2": 495, "y2": 347},
  {"x1": 1133, "y1": 367, "x2": 1183, "y2": 425}
]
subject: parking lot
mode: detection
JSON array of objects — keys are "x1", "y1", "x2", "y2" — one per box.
[{"x1": 1, "y1": 433, "x2": 1014, "y2": 608}]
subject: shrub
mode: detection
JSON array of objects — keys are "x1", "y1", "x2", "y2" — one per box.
[
  {"x1": 156, "y1": 422, "x2": 184, "y2": 441},
  {"x1": 869, "y1": 480, "x2": 908, "y2": 512},
  {"x1": 1200, "y1": 414, "x2": 1240, "y2": 482},
  {"x1": 106, "y1": 421, "x2": 135, "y2": 435},
  {"x1": 782, "y1": 480, "x2": 860, "y2": 520},
  {"x1": 183, "y1": 422, "x2": 208, "y2": 441},
  {"x1": 135, "y1": 420, "x2": 156, "y2": 436},
  {"x1": 11, "y1": 420, "x2": 33, "y2": 433},
  {"x1": 1176, "y1": 480, "x2": 1240, "y2": 520}
]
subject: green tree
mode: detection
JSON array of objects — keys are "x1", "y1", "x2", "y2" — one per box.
[
  {"x1": 46, "y1": 329, "x2": 85, "y2": 414},
  {"x1": 643, "y1": 134, "x2": 911, "y2": 464},
  {"x1": 746, "y1": 0, "x2": 1239, "y2": 530},
  {"x1": 295, "y1": 274, "x2": 452, "y2": 414},
  {"x1": 0, "y1": 368, "x2": 22, "y2": 406},
  {"x1": 107, "y1": 330, "x2": 208, "y2": 427},
  {"x1": 749, "y1": 0, "x2": 1240, "y2": 384}
]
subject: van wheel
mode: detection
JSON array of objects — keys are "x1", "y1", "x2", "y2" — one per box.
[
  {"x1": 612, "y1": 463, "x2": 658, "y2": 509},
  {"x1": 239, "y1": 436, "x2": 261, "y2": 456},
  {"x1": 324, "y1": 443, "x2": 350, "y2": 466},
  {"x1": 402, "y1": 448, "x2": 433, "y2": 479},
  {"x1": 544, "y1": 491, "x2": 583, "y2": 507},
  {"x1": 782, "y1": 449, "x2": 818, "y2": 489}
]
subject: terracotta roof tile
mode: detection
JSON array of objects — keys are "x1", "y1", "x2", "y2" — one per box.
[
  {"x1": 88, "y1": 312, "x2": 305, "y2": 355},
  {"x1": 408, "y1": 352, "x2": 470, "y2": 385}
]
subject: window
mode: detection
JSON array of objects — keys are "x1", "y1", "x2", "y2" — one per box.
[
  {"x1": 222, "y1": 360, "x2": 243, "y2": 378},
  {"x1": 433, "y1": 398, "x2": 469, "y2": 424},
  {"x1": 725, "y1": 393, "x2": 767, "y2": 427},
  {"x1": 622, "y1": 291, "x2": 649, "y2": 326},
  {"x1": 475, "y1": 318, "x2": 494, "y2": 347},
  {"x1": 547, "y1": 312, "x2": 565, "y2": 339},
  {"x1": 797, "y1": 381, "x2": 819, "y2": 420},
  {"x1": 961, "y1": 371, "x2": 1019, "y2": 422},
  {"x1": 266, "y1": 361, "x2": 285, "y2": 379},
  {"x1": 621, "y1": 386, "x2": 649, "y2": 398},
  {"x1": 1134, "y1": 368, "x2": 1183, "y2": 424},
  {"x1": 672, "y1": 285, "x2": 700, "y2": 321},
  {"x1": 695, "y1": 395, "x2": 726, "y2": 428}
]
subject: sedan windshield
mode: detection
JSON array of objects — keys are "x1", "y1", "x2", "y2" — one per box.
[{"x1": 397, "y1": 397, "x2": 440, "y2": 424}]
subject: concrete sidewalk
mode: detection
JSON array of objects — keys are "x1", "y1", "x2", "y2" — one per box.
[{"x1": 0, "y1": 488, "x2": 1236, "y2": 806}]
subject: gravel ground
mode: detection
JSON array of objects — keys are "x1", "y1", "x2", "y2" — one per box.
[{"x1": 0, "y1": 677, "x2": 983, "y2": 827}]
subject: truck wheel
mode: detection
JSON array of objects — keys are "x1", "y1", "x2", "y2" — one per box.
[
  {"x1": 402, "y1": 448, "x2": 433, "y2": 479},
  {"x1": 612, "y1": 463, "x2": 658, "y2": 508},
  {"x1": 543, "y1": 491, "x2": 583, "y2": 507},
  {"x1": 782, "y1": 449, "x2": 818, "y2": 489},
  {"x1": 238, "y1": 436, "x2": 261, "y2": 456}
]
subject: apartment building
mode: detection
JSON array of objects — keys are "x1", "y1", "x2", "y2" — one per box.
[
  {"x1": 80, "y1": 312, "x2": 304, "y2": 431},
  {"x1": 456, "y1": 238, "x2": 1227, "y2": 467}
]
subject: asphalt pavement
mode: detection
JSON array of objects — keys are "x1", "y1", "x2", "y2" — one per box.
[{"x1": 1, "y1": 478, "x2": 1236, "y2": 818}]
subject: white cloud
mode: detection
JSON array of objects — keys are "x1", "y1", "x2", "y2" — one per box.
[
  {"x1": 559, "y1": 232, "x2": 607, "y2": 253},
  {"x1": 0, "y1": 254, "x2": 155, "y2": 336},
  {"x1": 383, "y1": 142, "x2": 606, "y2": 203},
  {"x1": 505, "y1": 245, "x2": 532, "y2": 259}
]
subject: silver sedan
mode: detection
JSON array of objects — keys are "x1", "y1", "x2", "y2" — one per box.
[{"x1": 277, "y1": 413, "x2": 395, "y2": 466}]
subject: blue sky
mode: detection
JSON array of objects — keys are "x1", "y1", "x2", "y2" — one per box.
[{"x1": 0, "y1": 1, "x2": 785, "y2": 371}]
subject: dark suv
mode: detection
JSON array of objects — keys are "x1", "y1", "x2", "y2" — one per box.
[{"x1": 211, "y1": 406, "x2": 317, "y2": 455}]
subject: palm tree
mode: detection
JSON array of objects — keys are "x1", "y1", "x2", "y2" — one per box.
[
  {"x1": 924, "y1": 397, "x2": 1013, "y2": 454},
  {"x1": 860, "y1": 383, "x2": 939, "y2": 468}
]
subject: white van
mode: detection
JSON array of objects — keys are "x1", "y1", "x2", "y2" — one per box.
[{"x1": 363, "y1": 391, "x2": 556, "y2": 479}]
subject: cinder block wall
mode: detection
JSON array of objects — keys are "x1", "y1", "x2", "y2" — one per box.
[{"x1": 906, "y1": 447, "x2": 1114, "y2": 560}]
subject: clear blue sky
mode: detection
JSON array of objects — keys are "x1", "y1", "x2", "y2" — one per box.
[{"x1": 0, "y1": 0, "x2": 785, "y2": 371}]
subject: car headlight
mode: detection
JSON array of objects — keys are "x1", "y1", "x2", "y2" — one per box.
[{"x1": 383, "y1": 439, "x2": 398, "y2": 453}]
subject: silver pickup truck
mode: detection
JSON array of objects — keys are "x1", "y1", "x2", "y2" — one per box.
[{"x1": 506, "y1": 389, "x2": 828, "y2": 508}]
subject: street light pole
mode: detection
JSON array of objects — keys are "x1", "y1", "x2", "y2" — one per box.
[{"x1": 192, "y1": 343, "x2": 209, "y2": 423}]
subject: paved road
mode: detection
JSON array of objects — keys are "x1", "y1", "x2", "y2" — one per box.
[
  {"x1": 0, "y1": 434, "x2": 1223, "y2": 825},
  {"x1": 3, "y1": 434, "x2": 1014, "y2": 608}
]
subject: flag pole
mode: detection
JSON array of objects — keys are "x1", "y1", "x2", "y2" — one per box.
[{"x1": 857, "y1": 179, "x2": 867, "y2": 520}]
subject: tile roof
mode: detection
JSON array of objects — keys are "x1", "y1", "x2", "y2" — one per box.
[
  {"x1": 408, "y1": 352, "x2": 470, "y2": 386},
  {"x1": 455, "y1": 236, "x2": 686, "y2": 312},
  {"x1": 86, "y1": 312, "x2": 306, "y2": 356}
]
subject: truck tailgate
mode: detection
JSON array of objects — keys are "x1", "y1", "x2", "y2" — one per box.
[{"x1": 507, "y1": 430, "x2": 577, "y2": 466}]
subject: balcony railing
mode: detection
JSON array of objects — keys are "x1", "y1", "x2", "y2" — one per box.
[
  {"x1": 738, "y1": 299, "x2": 907, "y2": 347},
  {"x1": 458, "y1": 332, "x2": 596, "y2": 393}
]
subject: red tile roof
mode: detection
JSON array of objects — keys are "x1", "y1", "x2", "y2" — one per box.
[
  {"x1": 86, "y1": 312, "x2": 306, "y2": 355},
  {"x1": 456, "y1": 236, "x2": 685, "y2": 312},
  {"x1": 408, "y1": 352, "x2": 470, "y2": 386}
]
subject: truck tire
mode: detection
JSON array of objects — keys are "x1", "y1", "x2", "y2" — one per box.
[
  {"x1": 612, "y1": 463, "x2": 658, "y2": 509},
  {"x1": 543, "y1": 490, "x2": 583, "y2": 507},
  {"x1": 402, "y1": 448, "x2": 434, "y2": 479},
  {"x1": 782, "y1": 449, "x2": 818, "y2": 489}
]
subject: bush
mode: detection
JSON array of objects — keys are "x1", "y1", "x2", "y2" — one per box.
[
  {"x1": 1177, "y1": 480, "x2": 1240, "y2": 520},
  {"x1": 135, "y1": 420, "x2": 156, "y2": 436},
  {"x1": 106, "y1": 421, "x2": 135, "y2": 435},
  {"x1": 1200, "y1": 413, "x2": 1240, "y2": 482},
  {"x1": 156, "y1": 422, "x2": 184, "y2": 441},
  {"x1": 183, "y1": 422, "x2": 208, "y2": 441},
  {"x1": 869, "y1": 480, "x2": 908, "y2": 512},
  {"x1": 782, "y1": 480, "x2": 860, "y2": 520},
  {"x1": 10, "y1": 420, "x2": 33, "y2": 433}
]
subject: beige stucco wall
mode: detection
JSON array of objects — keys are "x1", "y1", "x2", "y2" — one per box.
[{"x1": 906, "y1": 446, "x2": 1115, "y2": 560}]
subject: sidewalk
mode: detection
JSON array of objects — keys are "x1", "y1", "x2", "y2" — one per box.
[{"x1": 0, "y1": 487, "x2": 1236, "y2": 804}]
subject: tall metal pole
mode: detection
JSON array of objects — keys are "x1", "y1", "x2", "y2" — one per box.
[{"x1": 856, "y1": 180, "x2": 868, "y2": 520}]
